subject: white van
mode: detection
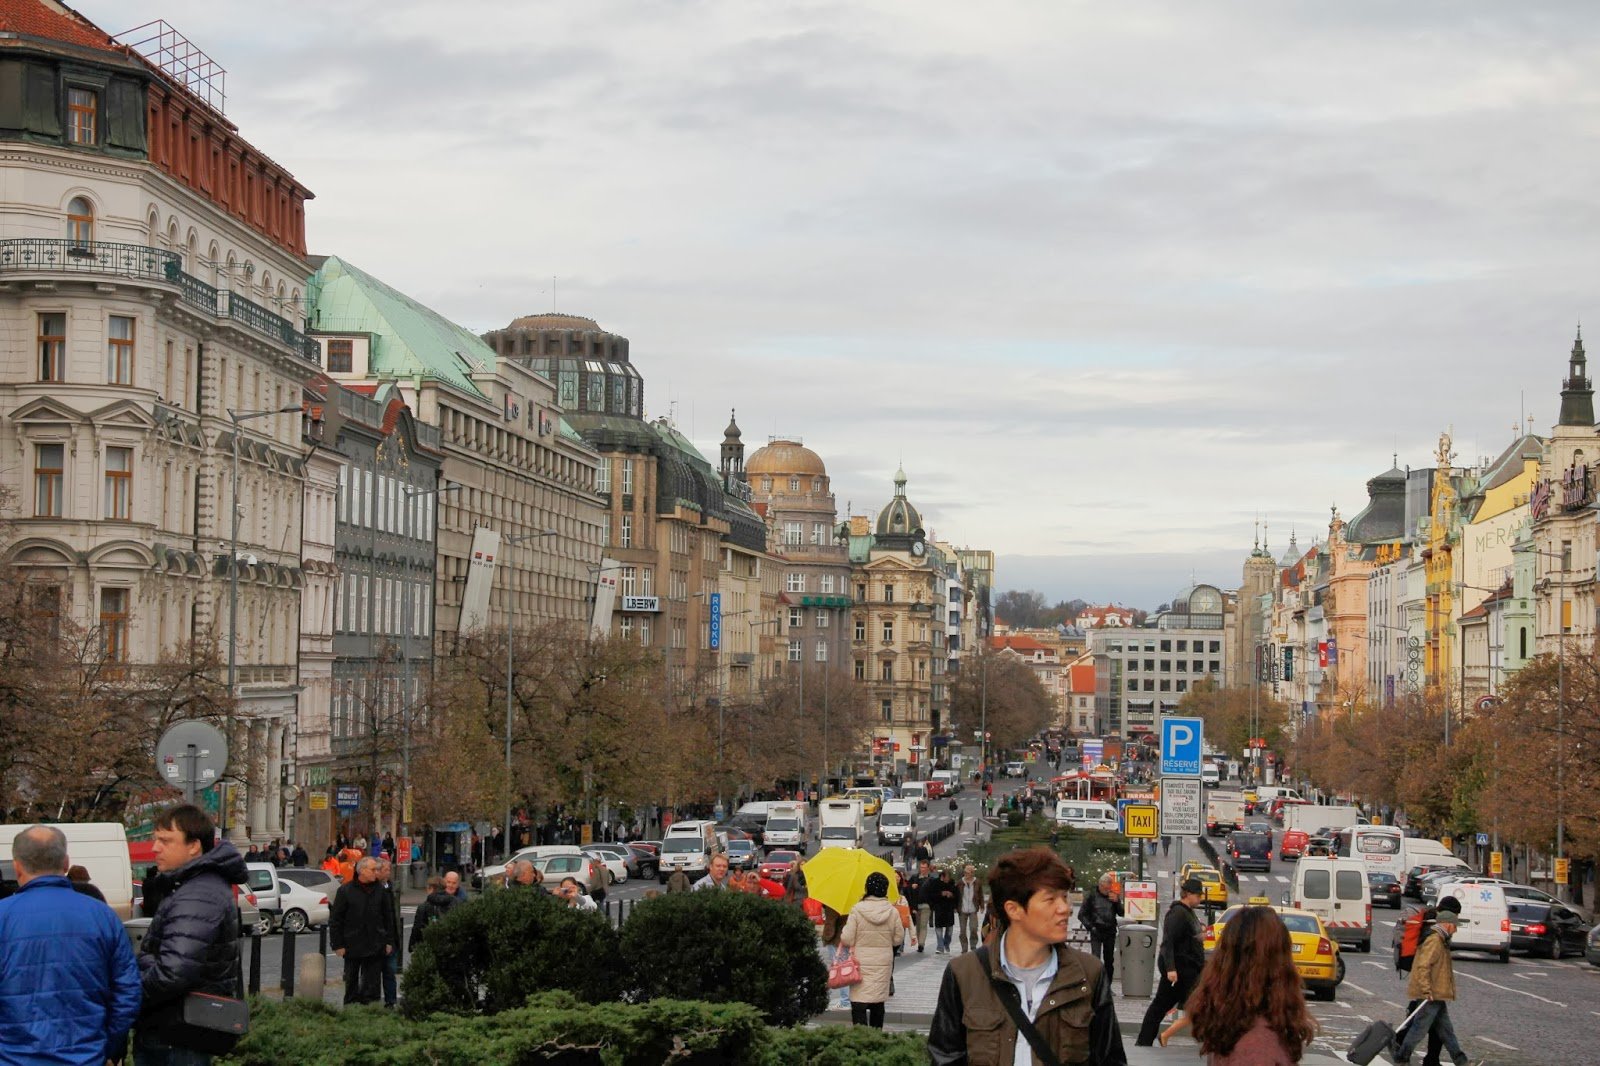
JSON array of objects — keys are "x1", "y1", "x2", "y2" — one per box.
[
  {"x1": 1254, "y1": 786, "x2": 1303, "y2": 804},
  {"x1": 1054, "y1": 800, "x2": 1119, "y2": 831},
  {"x1": 1434, "y1": 879, "x2": 1511, "y2": 962},
  {"x1": 900, "y1": 782, "x2": 929, "y2": 811},
  {"x1": 0, "y1": 822, "x2": 134, "y2": 919},
  {"x1": 932, "y1": 769, "x2": 962, "y2": 794},
  {"x1": 658, "y1": 820, "x2": 721, "y2": 883},
  {"x1": 877, "y1": 799, "x2": 917, "y2": 846},
  {"x1": 1292, "y1": 856, "x2": 1372, "y2": 952},
  {"x1": 1200, "y1": 764, "x2": 1221, "y2": 788}
]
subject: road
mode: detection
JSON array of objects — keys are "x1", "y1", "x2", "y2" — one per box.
[{"x1": 1146, "y1": 800, "x2": 1600, "y2": 1065}]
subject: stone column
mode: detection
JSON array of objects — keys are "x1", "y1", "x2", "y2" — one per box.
[
  {"x1": 265, "y1": 720, "x2": 285, "y2": 837},
  {"x1": 246, "y1": 718, "x2": 268, "y2": 841}
]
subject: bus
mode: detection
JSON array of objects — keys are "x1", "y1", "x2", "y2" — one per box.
[{"x1": 1335, "y1": 824, "x2": 1406, "y2": 881}]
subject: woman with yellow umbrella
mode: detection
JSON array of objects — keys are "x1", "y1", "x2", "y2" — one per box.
[
  {"x1": 803, "y1": 849, "x2": 903, "y2": 1014},
  {"x1": 839, "y1": 872, "x2": 904, "y2": 1027}
]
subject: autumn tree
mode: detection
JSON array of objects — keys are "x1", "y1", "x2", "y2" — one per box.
[
  {"x1": 947, "y1": 647, "x2": 1055, "y2": 754},
  {"x1": 1178, "y1": 679, "x2": 1291, "y2": 763}
]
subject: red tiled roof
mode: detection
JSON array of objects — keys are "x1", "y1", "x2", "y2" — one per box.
[
  {"x1": 992, "y1": 634, "x2": 1050, "y2": 653},
  {"x1": 0, "y1": 0, "x2": 121, "y2": 54},
  {"x1": 1069, "y1": 663, "x2": 1096, "y2": 692}
]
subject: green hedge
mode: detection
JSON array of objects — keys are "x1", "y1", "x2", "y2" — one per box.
[
  {"x1": 619, "y1": 889, "x2": 829, "y2": 1026},
  {"x1": 220, "y1": 994, "x2": 926, "y2": 1066},
  {"x1": 401, "y1": 887, "x2": 627, "y2": 1016}
]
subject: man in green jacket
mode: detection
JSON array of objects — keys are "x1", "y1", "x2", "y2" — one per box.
[
  {"x1": 928, "y1": 848, "x2": 1126, "y2": 1065},
  {"x1": 1394, "y1": 895, "x2": 1469, "y2": 1066}
]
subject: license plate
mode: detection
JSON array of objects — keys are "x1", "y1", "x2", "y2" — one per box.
[{"x1": 1292, "y1": 943, "x2": 1302, "y2": 954}]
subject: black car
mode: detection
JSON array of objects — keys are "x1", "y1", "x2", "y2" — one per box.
[
  {"x1": 1228, "y1": 832, "x2": 1273, "y2": 873},
  {"x1": 1403, "y1": 864, "x2": 1457, "y2": 900},
  {"x1": 627, "y1": 842, "x2": 659, "y2": 879},
  {"x1": 1367, "y1": 871, "x2": 1402, "y2": 908},
  {"x1": 1508, "y1": 900, "x2": 1592, "y2": 959}
]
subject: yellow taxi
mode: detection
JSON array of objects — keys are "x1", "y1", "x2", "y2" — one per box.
[
  {"x1": 845, "y1": 788, "x2": 882, "y2": 817},
  {"x1": 1178, "y1": 861, "x2": 1210, "y2": 882},
  {"x1": 1202, "y1": 903, "x2": 1344, "y2": 1001},
  {"x1": 1187, "y1": 866, "x2": 1228, "y2": 906}
]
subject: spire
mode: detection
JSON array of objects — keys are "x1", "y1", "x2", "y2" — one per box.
[
  {"x1": 894, "y1": 466, "x2": 908, "y2": 495},
  {"x1": 1560, "y1": 325, "x2": 1594, "y2": 427},
  {"x1": 719, "y1": 408, "x2": 744, "y2": 479}
]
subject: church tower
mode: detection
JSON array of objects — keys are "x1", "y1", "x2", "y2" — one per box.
[{"x1": 720, "y1": 409, "x2": 744, "y2": 484}]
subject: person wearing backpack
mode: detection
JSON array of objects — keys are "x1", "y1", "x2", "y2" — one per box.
[{"x1": 1393, "y1": 897, "x2": 1470, "y2": 1066}]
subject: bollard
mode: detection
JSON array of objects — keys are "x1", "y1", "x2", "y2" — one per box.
[
  {"x1": 246, "y1": 933, "x2": 262, "y2": 995},
  {"x1": 280, "y1": 930, "x2": 296, "y2": 998},
  {"x1": 318, "y1": 926, "x2": 328, "y2": 955},
  {"x1": 296, "y1": 948, "x2": 326, "y2": 1001}
]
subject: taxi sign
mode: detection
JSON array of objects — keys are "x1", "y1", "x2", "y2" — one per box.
[
  {"x1": 1489, "y1": 850, "x2": 1503, "y2": 876},
  {"x1": 1248, "y1": 895, "x2": 1272, "y2": 906},
  {"x1": 1556, "y1": 857, "x2": 1570, "y2": 885},
  {"x1": 1119, "y1": 802, "x2": 1160, "y2": 839}
]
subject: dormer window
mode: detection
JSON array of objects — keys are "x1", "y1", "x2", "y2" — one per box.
[{"x1": 67, "y1": 88, "x2": 97, "y2": 145}]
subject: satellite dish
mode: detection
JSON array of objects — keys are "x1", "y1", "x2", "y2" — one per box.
[{"x1": 155, "y1": 721, "x2": 230, "y2": 802}]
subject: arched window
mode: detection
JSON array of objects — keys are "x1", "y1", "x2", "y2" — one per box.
[
  {"x1": 68, "y1": 197, "x2": 94, "y2": 246},
  {"x1": 146, "y1": 207, "x2": 160, "y2": 246},
  {"x1": 185, "y1": 229, "x2": 198, "y2": 272},
  {"x1": 208, "y1": 242, "x2": 221, "y2": 287},
  {"x1": 166, "y1": 219, "x2": 179, "y2": 253}
]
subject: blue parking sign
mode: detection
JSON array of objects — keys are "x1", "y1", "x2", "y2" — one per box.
[{"x1": 1159, "y1": 717, "x2": 1203, "y2": 777}]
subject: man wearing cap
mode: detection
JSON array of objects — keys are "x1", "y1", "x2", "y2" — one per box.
[
  {"x1": 1135, "y1": 878, "x2": 1206, "y2": 1046},
  {"x1": 1394, "y1": 895, "x2": 1471, "y2": 1066}
]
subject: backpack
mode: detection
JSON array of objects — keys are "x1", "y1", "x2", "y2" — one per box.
[{"x1": 1395, "y1": 908, "x2": 1434, "y2": 972}]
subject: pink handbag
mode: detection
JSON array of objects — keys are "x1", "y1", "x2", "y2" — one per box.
[{"x1": 827, "y1": 949, "x2": 862, "y2": 988}]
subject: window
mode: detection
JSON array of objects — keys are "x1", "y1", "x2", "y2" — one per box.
[
  {"x1": 1561, "y1": 539, "x2": 1573, "y2": 571},
  {"x1": 881, "y1": 699, "x2": 893, "y2": 722},
  {"x1": 1209, "y1": 660, "x2": 1220, "y2": 674},
  {"x1": 854, "y1": 618, "x2": 866, "y2": 641},
  {"x1": 789, "y1": 477, "x2": 801, "y2": 491},
  {"x1": 327, "y1": 339, "x2": 353, "y2": 373},
  {"x1": 881, "y1": 660, "x2": 893, "y2": 681},
  {"x1": 882, "y1": 619, "x2": 894, "y2": 643},
  {"x1": 1160, "y1": 639, "x2": 1171, "y2": 652},
  {"x1": 821, "y1": 574, "x2": 835, "y2": 594},
  {"x1": 100, "y1": 588, "x2": 129, "y2": 661},
  {"x1": 815, "y1": 641, "x2": 828, "y2": 662},
  {"x1": 917, "y1": 659, "x2": 927, "y2": 680},
  {"x1": 104, "y1": 447, "x2": 132, "y2": 519},
  {"x1": 788, "y1": 640, "x2": 802, "y2": 662},
  {"x1": 811, "y1": 522, "x2": 828, "y2": 544},
  {"x1": 883, "y1": 583, "x2": 894, "y2": 603},
  {"x1": 815, "y1": 610, "x2": 830, "y2": 628},
  {"x1": 1126, "y1": 678, "x2": 1138, "y2": 692},
  {"x1": 67, "y1": 197, "x2": 93, "y2": 246},
  {"x1": 784, "y1": 521, "x2": 803, "y2": 545},
  {"x1": 107, "y1": 315, "x2": 134, "y2": 385},
  {"x1": 1520, "y1": 627, "x2": 1528, "y2": 659},
  {"x1": 1176, "y1": 679, "x2": 1188, "y2": 692},
  {"x1": 1176, "y1": 640, "x2": 1188, "y2": 652},
  {"x1": 854, "y1": 659, "x2": 866, "y2": 680},
  {"x1": 1209, "y1": 641, "x2": 1221, "y2": 653},
  {"x1": 620, "y1": 566, "x2": 637, "y2": 597},
  {"x1": 595, "y1": 459, "x2": 610, "y2": 493},
  {"x1": 621, "y1": 460, "x2": 633, "y2": 495},
  {"x1": 620, "y1": 514, "x2": 632, "y2": 548},
  {"x1": 856, "y1": 583, "x2": 867, "y2": 602},
  {"x1": 67, "y1": 88, "x2": 97, "y2": 145},
  {"x1": 788, "y1": 607, "x2": 803, "y2": 629},
  {"x1": 37, "y1": 313, "x2": 65, "y2": 381},
  {"x1": 34, "y1": 444, "x2": 64, "y2": 516},
  {"x1": 786, "y1": 572, "x2": 805, "y2": 593}
]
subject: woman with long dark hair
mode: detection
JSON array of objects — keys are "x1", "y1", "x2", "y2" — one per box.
[{"x1": 1184, "y1": 907, "x2": 1317, "y2": 1064}]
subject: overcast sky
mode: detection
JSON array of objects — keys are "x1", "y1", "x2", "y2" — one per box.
[{"x1": 96, "y1": 1, "x2": 1600, "y2": 607}]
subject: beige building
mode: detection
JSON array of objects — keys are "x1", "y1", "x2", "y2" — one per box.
[
  {"x1": 0, "y1": 7, "x2": 317, "y2": 839},
  {"x1": 1531, "y1": 332, "x2": 1599, "y2": 657}
]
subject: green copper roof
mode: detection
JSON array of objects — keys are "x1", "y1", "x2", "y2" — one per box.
[{"x1": 307, "y1": 256, "x2": 497, "y2": 400}]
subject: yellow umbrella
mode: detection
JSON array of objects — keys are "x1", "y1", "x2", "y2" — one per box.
[{"x1": 801, "y1": 848, "x2": 901, "y2": 914}]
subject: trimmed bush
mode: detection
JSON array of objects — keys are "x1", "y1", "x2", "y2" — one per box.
[
  {"x1": 619, "y1": 890, "x2": 828, "y2": 1026},
  {"x1": 401, "y1": 887, "x2": 626, "y2": 1017},
  {"x1": 222, "y1": 993, "x2": 918, "y2": 1066}
]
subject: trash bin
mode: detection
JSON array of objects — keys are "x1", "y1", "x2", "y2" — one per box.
[
  {"x1": 409, "y1": 861, "x2": 428, "y2": 891},
  {"x1": 1118, "y1": 923, "x2": 1158, "y2": 998}
]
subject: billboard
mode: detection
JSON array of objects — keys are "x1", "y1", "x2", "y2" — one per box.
[
  {"x1": 458, "y1": 528, "x2": 500, "y2": 636},
  {"x1": 590, "y1": 558, "x2": 620, "y2": 638},
  {"x1": 709, "y1": 592, "x2": 722, "y2": 650}
]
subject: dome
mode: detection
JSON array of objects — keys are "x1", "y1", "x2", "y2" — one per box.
[
  {"x1": 506, "y1": 312, "x2": 604, "y2": 332},
  {"x1": 874, "y1": 467, "x2": 924, "y2": 538},
  {"x1": 747, "y1": 439, "x2": 827, "y2": 478}
]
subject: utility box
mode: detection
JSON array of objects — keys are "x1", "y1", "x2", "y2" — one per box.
[{"x1": 1118, "y1": 923, "x2": 1158, "y2": 998}]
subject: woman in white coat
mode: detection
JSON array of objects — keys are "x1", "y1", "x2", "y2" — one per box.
[{"x1": 839, "y1": 871, "x2": 904, "y2": 1027}]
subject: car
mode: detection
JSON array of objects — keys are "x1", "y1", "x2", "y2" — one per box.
[
  {"x1": 585, "y1": 843, "x2": 641, "y2": 879},
  {"x1": 582, "y1": 846, "x2": 630, "y2": 885},
  {"x1": 627, "y1": 842, "x2": 660, "y2": 879},
  {"x1": 1183, "y1": 866, "x2": 1228, "y2": 906},
  {"x1": 1588, "y1": 922, "x2": 1600, "y2": 967},
  {"x1": 1228, "y1": 832, "x2": 1272, "y2": 873},
  {"x1": 278, "y1": 867, "x2": 342, "y2": 897},
  {"x1": 1303, "y1": 836, "x2": 1335, "y2": 858},
  {"x1": 1508, "y1": 900, "x2": 1592, "y2": 959},
  {"x1": 479, "y1": 845, "x2": 585, "y2": 888},
  {"x1": 1179, "y1": 861, "x2": 1212, "y2": 883},
  {"x1": 1244, "y1": 821, "x2": 1273, "y2": 836},
  {"x1": 758, "y1": 850, "x2": 801, "y2": 883},
  {"x1": 273, "y1": 878, "x2": 332, "y2": 933},
  {"x1": 1403, "y1": 864, "x2": 1460, "y2": 900},
  {"x1": 843, "y1": 790, "x2": 882, "y2": 817},
  {"x1": 1367, "y1": 871, "x2": 1403, "y2": 909},
  {"x1": 1280, "y1": 829, "x2": 1308, "y2": 861},
  {"x1": 1420, "y1": 872, "x2": 1510, "y2": 907},
  {"x1": 1203, "y1": 904, "x2": 1344, "y2": 1000},
  {"x1": 725, "y1": 839, "x2": 759, "y2": 870},
  {"x1": 243, "y1": 863, "x2": 284, "y2": 936},
  {"x1": 1003, "y1": 761, "x2": 1027, "y2": 779},
  {"x1": 924, "y1": 779, "x2": 947, "y2": 800}
]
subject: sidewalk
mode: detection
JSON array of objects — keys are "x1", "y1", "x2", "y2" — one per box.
[{"x1": 821, "y1": 943, "x2": 1353, "y2": 1064}]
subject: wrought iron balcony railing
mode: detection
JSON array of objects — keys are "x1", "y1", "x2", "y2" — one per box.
[{"x1": 0, "y1": 237, "x2": 180, "y2": 282}]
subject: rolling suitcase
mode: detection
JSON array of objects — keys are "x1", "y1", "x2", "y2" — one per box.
[{"x1": 1347, "y1": 999, "x2": 1430, "y2": 1065}]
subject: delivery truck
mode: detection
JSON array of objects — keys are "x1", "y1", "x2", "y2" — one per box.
[
  {"x1": 1282, "y1": 804, "x2": 1362, "y2": 835},
  {"x1": 1205, "y1": 791, "x2": 1248, "y2": 836},
  {"x1": 818, "y1": 799, "x2": 864, "y2": 850}
]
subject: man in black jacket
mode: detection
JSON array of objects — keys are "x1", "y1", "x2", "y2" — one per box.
[
  {"x1": 1077, "y1": 872, "x2": 1123, "y2": 982},
  {"x1": 135, "y1": 804, "x2": 249, "y2": 1064},
  {"x1": 330, "y1": 857, "x2": 396, "y2": 1005},
  {"x1": 1135, "y1": 878, "x2": 1206, "y2": 1046}
]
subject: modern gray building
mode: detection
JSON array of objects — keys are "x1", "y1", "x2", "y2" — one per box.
[{"x1": 1091, "y1": 584, "x2": 1230, "y2": 737}]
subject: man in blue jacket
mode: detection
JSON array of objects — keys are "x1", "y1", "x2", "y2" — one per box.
[{"x1": 0, "y1": 824, "x2": 141, "y2": 1065}]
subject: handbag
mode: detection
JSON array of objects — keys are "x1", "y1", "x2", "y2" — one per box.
[
  {"x1": 977, "y1": 946, "x2": 1063, "y2": 1066},
  {"x1": 827, "y1": 949, "x2": 862, "y2": 988},
  {"x1": 1347, "y1": 999, "x2": 1430, "y2": 1065}
]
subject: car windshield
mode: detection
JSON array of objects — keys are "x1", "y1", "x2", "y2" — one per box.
[
  {"x1": 765, "y1": 852, "x2": 797, "y2": 864},
  {"x1": 1281, "y1": 914, "x2": 1321, "y2": 935},
  {"x1": 728, "y1": 841, "x2": 754, "y2": 853},
  {"x1": 662, "y1": 837, "x2": 704, "y2": 854},
  {"x1": 820, "y1": 827, "x2": 856, "y2": 839},
  {"x1": 766, "y1": 818, "x2": 799, "y2": 832},
  {"x1": 881, "y1": 813, "x2": 910, "y2": 825}
]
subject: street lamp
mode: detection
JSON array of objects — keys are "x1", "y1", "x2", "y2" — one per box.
[
  {"x1": 1512, "y1": 543, "x2": 1567, "y2": 899},
  {"x1": 502, "y1": 529, "x2": 558, "y2": 859},
  {"x1": 227, "y1": 405, "x2": 302, "y2": 697}
]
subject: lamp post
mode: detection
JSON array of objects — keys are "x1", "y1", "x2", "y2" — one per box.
[
  {"x1": 1512, "y1": 543, "x2": 1568, "y2": 899},
  {"x1": 502, "y1": 529, "x2": 558, "y2": 859},
  {"x1": 396, "y1": 482, "x2": 459, "y2": 844}
]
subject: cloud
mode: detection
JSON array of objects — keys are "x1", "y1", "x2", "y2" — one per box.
[{"x1": 95, "y1": 0, "x2": 1600, "y2": 594}]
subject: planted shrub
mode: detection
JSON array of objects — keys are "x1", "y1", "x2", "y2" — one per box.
[
  {"x1": 619, "y1": 890, "x2": 828, "y2": 1026},
  {"x1": 401, "y1": 888, "x2": 626, "y2": 1017}
]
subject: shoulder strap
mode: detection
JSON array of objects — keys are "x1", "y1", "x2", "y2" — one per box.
[{"x1": 975, "y1": 946, "x2": 1065, "y2": 1066}]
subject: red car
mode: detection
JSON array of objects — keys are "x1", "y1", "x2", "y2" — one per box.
[
  {"x1": 758, "y1": 850, "x2": 801, "y2": 884},
  {"x1": 924, "y1": 780, "x2": 946, "y2": 800}
]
